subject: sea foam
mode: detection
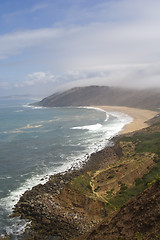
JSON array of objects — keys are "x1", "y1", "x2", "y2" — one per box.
[{"x1": 71, "y1": 123, "x2": 102, "y2": 131}]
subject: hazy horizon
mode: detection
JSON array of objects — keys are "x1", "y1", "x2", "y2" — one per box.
[{"x1": 0, "y1": 0, "x2": 160, "y2": 97}]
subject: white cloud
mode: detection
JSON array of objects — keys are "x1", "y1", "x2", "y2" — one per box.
[
  {"x1": 5, "y1": 72, "x2": 55, "y2": 90},
  {"x1": 25, "y1": 72, "x2": 55, "y2": 86},
  {"x1": 56, "y1": 61, "x2": 160, "y2": 90},
  {"x1": 1, "y1": 0, "x2": 160, "y2": 96},
  {"x1": 4, "y1": 72, "x2": 56, "y2": 96},
  {"x1": 0, "y1": 28, "x2": 63, "y2": 60}
]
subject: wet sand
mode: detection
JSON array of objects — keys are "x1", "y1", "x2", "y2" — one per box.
[{"x1": 95, "y1": 106, "x2": 158, "y2": 134}]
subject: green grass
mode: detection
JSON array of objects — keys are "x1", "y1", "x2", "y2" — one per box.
[
  {"x1": 135, "y1": 178, "x2": 143, "y2": 186},
  {"x1": 70, "y1": 129, "x2": 160, "y2": 211},
  {"x1": 120, "y1": 132, "x2": 160, "y2": 156},
  {"x1": 106, "y1": 188, "x2": 114, "y2": 198},
  {"x1": 70, "y1": 174, "x2": 92, "y2": 194},
  {"x1": 108, "y1": 174, "x2": 114, "y2": 179},
  {"x1": 107, "y1": 160, "x2": 160, "y2": 209},
  {"x1": 108, "y1": 183, "x2": 146, "y2": 209},
  {"x1": 107, "y1": 131, "x2": 160, "y2": 209}
]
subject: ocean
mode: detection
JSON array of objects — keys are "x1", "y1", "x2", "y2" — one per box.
[{"x1": 0, "y1": 98, "x2": 132, "y2": 239}]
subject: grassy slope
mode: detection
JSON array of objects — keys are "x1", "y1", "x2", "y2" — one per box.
[
  {"x1": 68, "y1": 122, "x2": 160, "y2": 214},
  {"x1": 108, "y1": 129, "x2": 160, "y2": 209}
]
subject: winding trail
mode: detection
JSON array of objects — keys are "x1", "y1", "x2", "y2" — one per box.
[{"x1": 90, "y1": 167, "x2": 116, "y2": 210}]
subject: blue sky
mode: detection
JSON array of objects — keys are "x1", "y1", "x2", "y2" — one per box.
[{"x1": 0, "y1": 0, "x2": 160, "y2": 97}]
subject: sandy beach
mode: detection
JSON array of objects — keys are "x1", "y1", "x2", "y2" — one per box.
[{"x1": 95, "y1": 106, "x2": 158, "y2": 134}]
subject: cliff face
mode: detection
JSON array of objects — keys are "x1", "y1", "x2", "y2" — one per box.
[{"x1": 33, "y1": 86, "x2": 160, "y2": 111}]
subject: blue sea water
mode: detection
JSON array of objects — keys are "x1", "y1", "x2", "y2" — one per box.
[{"x1": 0, "y1": 98, "x2": 132, "y2": 238}]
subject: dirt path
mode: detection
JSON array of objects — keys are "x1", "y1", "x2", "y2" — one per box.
[{"x1": 90, "y1": 167, "x2": 116, "y2": 209}]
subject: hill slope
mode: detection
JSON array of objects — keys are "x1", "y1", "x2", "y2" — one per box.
[
  {"x1": 34, "y1": 86, "x2": 160, "y2": 111},
  {"x1": 81, "y1": 181, "x2": 160, "y2": 240}
]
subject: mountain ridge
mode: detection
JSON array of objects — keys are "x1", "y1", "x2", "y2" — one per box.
[{"x1": 33, "y1": 86, "x2": 160, "y2": 111}]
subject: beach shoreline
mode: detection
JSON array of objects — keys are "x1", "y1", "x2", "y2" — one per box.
[{"x1": 94, "y1": 105, "x2": 158, "y2": 134}]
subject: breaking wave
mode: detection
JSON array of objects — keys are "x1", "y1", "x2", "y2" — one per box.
[{"x1": 71, "y1": 123, "x2": 102, "y2": 131}]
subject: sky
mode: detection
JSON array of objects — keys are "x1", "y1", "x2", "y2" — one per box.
[{"x1": 0, "y1": 0, "x2": 160, "y2": 97}]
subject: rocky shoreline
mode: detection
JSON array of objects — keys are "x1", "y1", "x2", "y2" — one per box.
[
  {"x1": 9, "y1": 118, "x2": 160, "y2": 240},
  {"x1": 11, "y1": 138, "x2": 122, "y2": 240}
]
